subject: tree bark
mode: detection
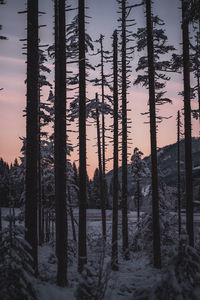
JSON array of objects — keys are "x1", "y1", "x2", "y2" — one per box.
[
  {"x1": 146, "y1": 0, "x2": 161, "y2": 268},
  {"x1": 25, "y1": 0, "x2": 39, "y2": 275},
  {"x1": 78, "y1": 0, "x2": 87, "y2": 273},
  {"x1": 112, "y1": 30, "x2": 119, "y2": 271},
  {"x1": 100, "y1": 36, "x2": 108, "y2": 210},
  {"x1": 121, "y1": 0, "x2": 129, "y2": 260},
  {"x1": 54, "y1": 0, "x2": 67, "y2": 286},
  {"x1": 68, "y1": 186, "x2": 77, "y2": 242},
  {"x1": 177, "y1": 111, "x2": 182, "y2": 236},
  {"x1": 182, "y1": 0, "x2": 194, "y2": 246},
  {"x1": 137, "y1": 180, "x2": 140, "y2": 223},
  {"x1": 96, "y1": 93, "x2": 106, "y2": 239}
]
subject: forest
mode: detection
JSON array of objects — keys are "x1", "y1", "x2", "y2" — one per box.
[{"x1": 0, "y1": 0, "x2": 200, "y2": 299}]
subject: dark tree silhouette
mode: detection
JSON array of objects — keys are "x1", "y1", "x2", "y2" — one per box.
[
  {"x1": 0, "y1": 0, "x2": 7, "y2": 234},
  {"x1": 112, "y1": 30, "x2": 119, "y2": 271},
  {"x1": 95, "y1": 93, "x2": 106, "y2": 239},
  {"x1": 121, "y1": 0, "x2": 129, "y2": 260},
  {"x1": 146, "y1": 0, "x2": 161, "y2": 268},
  {"x1": 54, "y1": 0, "x2": 67, "y2": 286},
  {"x1": 25, "y1": 0, "x2": 39, "y2": 274},
  {"x1": 177, "y1": 111, "x2": 182, "y2": 236},
  {"x1": 182, "y1": 0, "x2": 194, "y2": 247},
  {"x1": 78, "y1": 0, "x2": 87, "y2": 273}
]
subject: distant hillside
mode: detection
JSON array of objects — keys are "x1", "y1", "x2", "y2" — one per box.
[{"x1": 106, "y1": 137, "x2": 200, "y2": 204}]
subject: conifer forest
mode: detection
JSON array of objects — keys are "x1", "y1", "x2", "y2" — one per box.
[{"x1": 1, "y1": 0, "x2": 200, "y2": 299}]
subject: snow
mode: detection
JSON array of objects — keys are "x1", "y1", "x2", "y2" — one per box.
[{"x1": 3, "y1": 208, "x2": 200, "y2": 299}]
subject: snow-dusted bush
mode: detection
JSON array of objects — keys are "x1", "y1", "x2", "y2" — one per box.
[
  {"x1": 131, "y1": 182, "x2": 178, "y2": 262},
  {"x1": 134, "y1": 237, "x2": 200, "y2": 300},
  {"x1": 0, "y1": 214, "x2": 36, "y2": 300},
  {"x1": 75, "y1": 252, "x2": 110, "y2": 300}
]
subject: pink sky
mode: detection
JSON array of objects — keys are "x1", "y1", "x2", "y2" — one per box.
[
  {"x1": 0, "y1": 64, "x2": 199, "y2": 178},
  {"x1": 0, "y1": 0, "x2": 199, "y2": 178}
]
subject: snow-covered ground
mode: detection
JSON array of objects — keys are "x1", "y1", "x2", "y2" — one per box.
[{"x1": 2, "y1": 208, "x2": 200, "y2": 299}]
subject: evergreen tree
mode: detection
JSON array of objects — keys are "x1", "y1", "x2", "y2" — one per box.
[
  {"x1": 54, "y1": 0, "x2": 67, "y2": 286},
  {"x1": 130, "y1": 148, "x2": 150, "y2": 222},
  {"x1": 25, "y1": 0, "x2": 39, "y2": 274},
  {"x1": 177, "y1": 111, "x2": 182, "y2": 236},
  {"x1": 112, "y1": 30, "x2": 119, "y2": 271},
  {"x1": 145, "y1": 0, "x2": 161, "y2": 268},
  {"x1": 182, "y1": 0, "x2": 194, "y2": 246},
  {"x1": 78, "y1": 0, "x2": 87, "y2": 273}
]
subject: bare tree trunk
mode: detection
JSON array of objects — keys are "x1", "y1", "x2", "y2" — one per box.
[
  {"x1": 25, "y1": 0, "x2": 39, "y2": 275},
  {"x1": 197, "y1": 21, "x2": 200, "y2": 135},
  {"x1": 137, "y1": 180, "x2": 140, "y2": 223},
  {"x1": 146, "y1": 0, "x2": 161, "y2": 268},
  {"x1": 78, "y1": 0, "x2": 87, "y2": 273},
  {"x1": 38, "y1": 106, "x2": 42, "y2": 246},
  {"x1": 96, "y1": 93, "x2": 106, "y2": 240},
  {"x1": 182, "y1": 0, "x2": 194, "y2": 246},
  {"x1": 100, "y1": 36, "x2": 106, "y2": 179},
  {"x1": 121, "y1": 0, "x2": 129, "y2": 261},
  {"x1": 68, "y1": 186, "x2": 77, "y2": 242},
  {"x1": 112, "y1": 30, "x2": 119, "y2": 271},
  {"x1": 0, "y1": 208, "x2": 2, "y2": 234},
  {"x1": 177, "y1": 111, "x2": 182, "y2": 236},
  {"x1": 54, "y1": 0, "x2": 67, "y2": 286}
]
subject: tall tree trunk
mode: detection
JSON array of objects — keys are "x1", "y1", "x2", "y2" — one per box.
[
  {"x1": 96, "y1": 93, "x2": 106, "y2": 239},
  {"x1": 100, "y1": 36, "x2": 106, "y2": 179},
  {"x1": 54, "y1": 0, "x2": 67, "y2": 286},
  {"x1": 137, "y1": 180, "x2": 140, "y2": 223},
  {"x1": 25, "y1": 0, "x2": 39, "y2": 275},
  {"x1": 78, "y1": 0, "x2": 87, "y2": 273},
  {"x1": 112, "y1": 30, "x2": 119, "y2": 271},
  {"x1": 198, "y1": 21, "x2": 200, "y2": 135},
  {"x1": 177, "y1": 111, "x2": 182, "y2": 236},
  {"x1": 0, "y1": 208, "x2": 1, "y2": 230},
  {"x1": 121, "y1": 0, "x2": 129, "y2": 260},
  {"x1": 68, "y1": 186, "x2": 77, "y2": 242},
  {"x1": 146, "y1": 0, "x2": 161, "y2": 268},
  {"x1": 38, "y1": 93, "x2": 42, "y2": 246},
  {"x1": 182, "y1": 0, "x2": 194, "y2": 246},
  {"x1": 100, "y1": 36, "x2": 108, "y2": 210}
]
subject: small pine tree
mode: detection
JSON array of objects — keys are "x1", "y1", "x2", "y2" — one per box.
[{"x1": 0, "y1": 213, "x2": 36, "y2": 300}]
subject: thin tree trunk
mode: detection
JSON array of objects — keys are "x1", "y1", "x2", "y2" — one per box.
[
  {"x1": 100, "y1": 36, "x2": 107, "y2": 209},
  {"x1": 177, "y1": 111, "x2": 182, "y2": 236},
  {"x1": 38, "y1": 103, "x2": 42, "y2": 246},
  {"x1": 96, "y1": 93, "x2": 106, "y2": 240},
  {"x1": 182, "y1": 0, "x2": 194, "y2": 246},
  {"x1": 68, "y1": 186, "x2": 77, "y2": 242},
  {"x1": 0, "y1": 208, "x2": 2, "y2": 235},
  {"x1": 112, "y1": 30, "x2": 119, "y2": 271},
  {"x1": 54, "y1": 0, "x2": 67, "y2": 286},
  {"x1": 25, "y1": 0, "x2": 39, "y2": 275},
  {"x1": 198, "y1": 21, "x2": 200, "y2": 135},
  {"x1": 146, "y1": 0, "x2": 161, "y2": 268},
  {"x1": 121, "y1": 0, "x2": 129, "y2": 260},
  {"x1": 78, "y1": 0, "x2": 87, "y2": 273},
  {"x1": 100, "y1": 36, "x2": 106, "y2": 179},
  {"x1": 137, "y1": 180, "x2": 140, "y2": 223}
]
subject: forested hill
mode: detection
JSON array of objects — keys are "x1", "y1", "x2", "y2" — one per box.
[
  {"x1": 106, "y1": 137, "x2": 200, "y2": 198},
  {"x1": 144, "y1": 137, "x2": 200, "y2": 188}
]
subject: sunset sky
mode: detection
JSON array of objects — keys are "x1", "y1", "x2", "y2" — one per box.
[{"x1": 0, "y1": 0, "x2": 199, "y2": 178}]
